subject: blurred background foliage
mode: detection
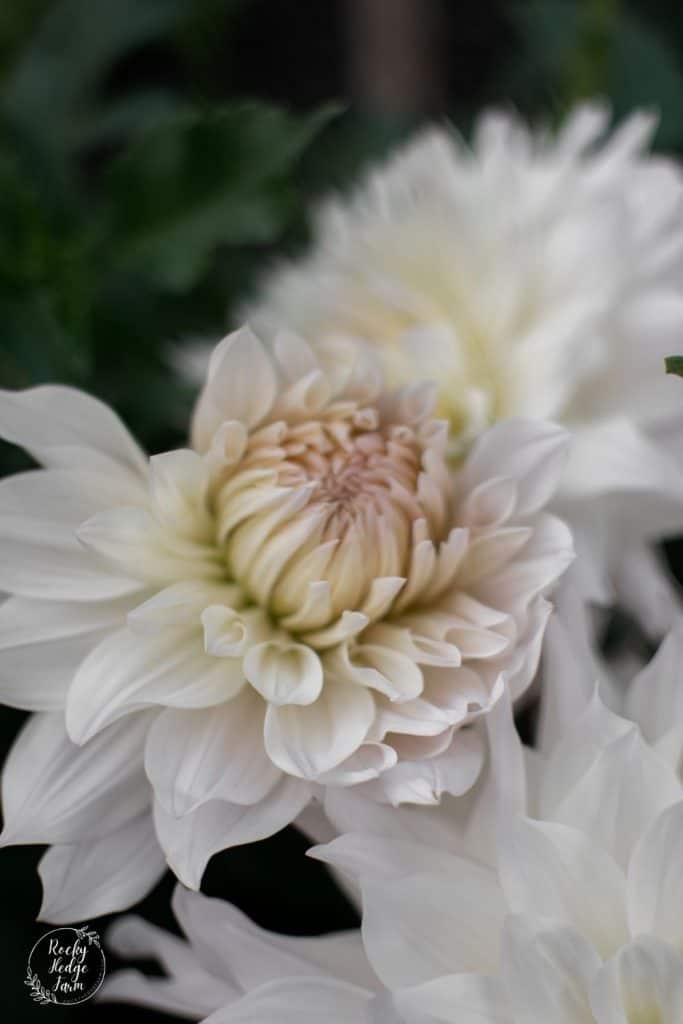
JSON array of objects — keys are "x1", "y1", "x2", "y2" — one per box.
[{"x1": 0, "y1": 0, "x2": 682, "y2": 1018}]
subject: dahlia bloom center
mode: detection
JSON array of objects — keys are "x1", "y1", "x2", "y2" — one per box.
[{"x1": 215, "y1": 402, "x2": 452, "y2": 641}]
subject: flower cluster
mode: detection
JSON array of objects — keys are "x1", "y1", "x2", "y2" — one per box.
[{"x1": 1, "y1": 102, "x2": 683, "y2": 1023}]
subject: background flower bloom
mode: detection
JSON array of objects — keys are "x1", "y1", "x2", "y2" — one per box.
[
  {"x1": 102, "y1": 667, "x2": 683, "y2": 1024},
  {"x1": 0, "y1": 326, "x2": 571, "y2": 919},
  {"x1": 311, "y1": 672, "x2": 683, "y2": 1023},
  {"x1": 242, "y1": 104, "x2": 683, "y2": 637}
]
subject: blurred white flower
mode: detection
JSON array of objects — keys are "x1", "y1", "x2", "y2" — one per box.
[
  {"x1": 312, "y1": 687, "x2": 683, "y2": 1023},
  {"x1": 244, "y1": 104, "x2": 683, "y2": 635},
  {"x1": 102, "y1": 676, "x2": 683, "y2": 1024},
  {"x1": 101, "y1": 885, "x2": 380, "y2": 1022},
  {"x1": 0, "y1": 326, "x2": 571, "y2": 919}
]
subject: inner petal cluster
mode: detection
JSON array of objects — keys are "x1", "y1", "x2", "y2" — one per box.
[{"x1": 214, "y1": 401, "x2": 451, "y2": 640}]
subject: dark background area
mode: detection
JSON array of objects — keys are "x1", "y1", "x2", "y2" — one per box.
[{"x1": 1, "y1": 0, "x2": 683, "y2": 1017}]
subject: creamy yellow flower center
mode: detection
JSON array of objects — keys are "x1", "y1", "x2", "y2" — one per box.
[{"x1": 214, "y1": 403, "x2": 450, "y2": 640}]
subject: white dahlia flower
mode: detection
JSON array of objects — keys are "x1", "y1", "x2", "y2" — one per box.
[
  {"x1": 101, "y1": 671, "x2": 683, "y2": 1024},
  {"x1": 0, "y1": 326, "x2": 571, "y2": 919},
  {"x1": 243, "y1": 104, "x2": 683, "y2": 636}
]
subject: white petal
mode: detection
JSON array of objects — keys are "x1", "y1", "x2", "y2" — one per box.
[
  {"x1": 498, "y1": 816, "x2": 629, "y2": 957},
  {"x1": 540, "y1": 691, "x2": 631, "y2": 817},
  {"x1": 324, "y1": 642, "x2": 423, "y2": 702},
  {"x1": 461, "y1": 419, "x2": 569, "y2": 516},
  {"x1": 202, "y1": 977, "x2": 373, "y2": 1024},
  {"x1": 38, "y1": 812, "x2": 165, "y2": 922},
  {"x1": 625, "y1": 622, "x2": 683, "y2": 745},
  {"x1": 145, "y1": 691, "x2": 280, "y2": 816},
  {"x1": 537, "y1": 610, "x2": 594, "y2": 755},
  {"x1": 171, "y1": 885, "x2": 379, "y2": 991},
  {"x1": 191, "y1": 327, "x2": 277, "y2": 451},
  {"x1": 0, "y1": 595, "x2": 130, "y2": 710},
  {"x1": 590, "y1": 937, "x2": 683, "y2": 1024},
  {"x1": 391, "y1": 974, "x2": 512, "y2": 1024},
  {"x1": 244, "y1": 641, "x2": 323, "y2": 706},
  {"x1": 628, "y1": 801, "x2": 683, "y2": 953},
  {"x1": 360, "y1": 865, "x2": 506, "y2": 985},
  {"x1": 66, "y1": 627, "x2": 244, "y2": 744},
  {"x1": 561, "y1": 419, "x2": 683, "y2": 524},
  {"x1": 154, "y1": 777, "x2": 312, "y2": 889},
  {"x1": 106, "y1": 909, "x2": 237, "y2": 1015},
  {"x1": 378, "y1": 727, "x2": 484, "y2": 806},
  {"x1": 317, "y1": 743, "x2": 397, "y2": 786},
  {"x1": 1, "y1": 712, "x2": 151, "y2": 845},
  {"x1": 502, "y1": 915, "x2": 600, "y2": 1024},
  {"x1": 0, "y1": 470, "x2": 142, "y2": 600},
  {"x1": 264, "y1": 678, "x2": 375, "y2": 778},
  {"x1": 548, "y1": 725, "x2": 682, "y2": 869},
  {"x1": 0, "y1": 384, "x2": 146, "y2": 479}
]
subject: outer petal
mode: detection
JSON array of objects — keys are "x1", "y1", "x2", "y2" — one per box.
[
  {"x1": 497, "y1": 816, "x2": 629, "y2": 957},
  {"x1": 1, "y1": 712, "x2": 151, "y2": 846},
  {"x1": 561, "y1": 419, "x2": 683, "y2": 533},
  {"x1": 38, "y1": 812, "x2": 165, "y2": 923},
  {"x1": 145, "y1": 690, "x2": 281, "y2": 816},
  {"x1": 0, "y1": 595, "x2": 130, "y2": 710},
  {"x1": 66, "y1": 627, "x2": 244, "y2": 743},
  {"x1": 502, "y1": 915, "x2": 600, "y2": 1024},
  {"x1": 264, "y1": 678, "x2": 375, "y2": 779},
  {"x1": 390, "y1": 974, "x2": 511, "y2": 1024},
  {"x1": 191, "y1": 327, "x2": 278, "y2": 451},
  {"x1": 461, "y1": 419, "x2": 569, "y2": 517},
  {"x1": 153, "y1": 777, "x2": 312, "y2": 890},
  {"x1": 360, "y1": 865, "x2": 506, "y2": 985},
  {"x1": 625, "y1": 621, "x2": 683, "y2": 745},
  {"x1": 627, "y1": 801, "x2": 683, "y2": 954},
  {"x1": 202, "y1": 977, "x2": 374, "y2": 1024},
  {"x1": 171, "y1": 886, "x2": 380, "y2": 992},
  {"x1": 590, "y1": 937, "x2": 683, "y2": 1024},
  {"x1": 0, "y1": 384, "x2": 147, "y2": 480},
  {"x1": 0, "y1": 470, "x2": 143, "y2": 600},
  {"x1": 103, "y1": 915, "x2": 236, "y2": 1018}
]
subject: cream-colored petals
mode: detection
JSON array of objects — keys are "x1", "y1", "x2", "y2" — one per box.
[
  {"x1": 153, "y1": 777, "x2": 312, "y2": 890},
  {"x1": 145, "y1": 691, "x2": 281, "y2": 817},
  {"x1": 37, "y1": 812, "x2": 165, "y2": 924},
  {"x1": 78, "y1": 503, "x2": 222, "y2": 586},
  {"x1": 244, "y1": 640, "x2": 323, "y2": 706},
  {"x1": 66, "y1": 626, "x2": 245, "y2": 744},
  {"x1": 323, "y1": 640, "x2": 424, "y2": 703},
  {"x1": 264, "y1": 678, "x2": 375, "y2": 778},
  {"x1": 191, "y1": 326, "x2": 277, "y2": 451},
  {"x1": 148, "y1": 448, "x2": 214, "y2": 538},
  {"x1": 243, "y1": 107, "x2": 683, "y2": 646},
  {"x1": 127, "y1": 580, "x2": 242, "y2": 634},
  {"x1": 0, "y1": 711, "x2": 152, "y2": 846}
]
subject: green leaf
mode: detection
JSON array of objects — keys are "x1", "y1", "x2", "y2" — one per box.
[
  {"x1": 1, "y1": 0, "x2": 187, "y2": 158},
  {"x1": 665, "y1": 356, "x2": 683, "y2": 378},
  {"x1": 103, "y1": 102, "x2": 340, "y2": 292}
]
